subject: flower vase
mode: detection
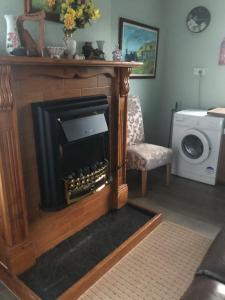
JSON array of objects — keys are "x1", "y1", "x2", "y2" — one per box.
[
  {"x1": 64, "y1": 32, "x2": 77, "y2": 59},
  {"x1": 4, "y1": 15, "x2": 21, "y2": 55}
]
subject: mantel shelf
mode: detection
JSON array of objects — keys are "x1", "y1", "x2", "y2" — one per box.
[{"x1": 0, "y1": 55, "x2": 142, "y2": 68}]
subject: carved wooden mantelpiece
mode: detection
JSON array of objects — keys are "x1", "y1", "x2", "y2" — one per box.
[{"x1": 0, "y1": 56, "x2": 141, "y2": 274}]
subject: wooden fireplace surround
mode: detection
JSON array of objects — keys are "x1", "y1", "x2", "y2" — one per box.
[{"x1": 0, "y1": 56, "x2": 142, "y2": 275}]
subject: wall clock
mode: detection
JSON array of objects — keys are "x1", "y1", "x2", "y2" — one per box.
[{"x1": 186, "y1": 6, "x2": 211, "y2": 33}]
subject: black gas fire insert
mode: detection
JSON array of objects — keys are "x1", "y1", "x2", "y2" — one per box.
[{"x1": 32, "y1": 95, "x2": 110, "y2": 211}]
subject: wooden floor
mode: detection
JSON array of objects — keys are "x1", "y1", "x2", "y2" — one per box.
[{"x1": 128, "y1": 168, "x2": 225, "y2": 239}]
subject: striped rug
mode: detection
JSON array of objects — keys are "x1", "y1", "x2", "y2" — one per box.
[{"x1": 79, "y1": 221, "x2": 211, "y2": 300}]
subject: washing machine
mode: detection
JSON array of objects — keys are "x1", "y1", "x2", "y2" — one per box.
[{"x1": 171, "y1": 110, "x2": 224, "y2": 185}]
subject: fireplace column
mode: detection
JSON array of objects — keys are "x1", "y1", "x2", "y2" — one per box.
[
  {"x1": 113, "y1": 67, "x2": 132, "y2": 209},
  {"x1": 0, "y1": 65, "x2": 35, "y2": 273}
]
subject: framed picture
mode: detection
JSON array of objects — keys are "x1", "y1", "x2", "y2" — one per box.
[
  {"x1": 119, "y1": 18, "x2": 159, "y2": 79},
  {"x1": 24, "y1": 0, "x2": 61, "y2": 22}
]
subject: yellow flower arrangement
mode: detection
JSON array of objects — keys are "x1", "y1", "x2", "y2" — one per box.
[{"x1": 47, "y1": 0, "x2": 100, "y2": 34}]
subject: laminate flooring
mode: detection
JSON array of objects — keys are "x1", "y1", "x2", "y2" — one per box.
[{"x1": 128, "y1": 168, "x2": 225, "y2": 239}]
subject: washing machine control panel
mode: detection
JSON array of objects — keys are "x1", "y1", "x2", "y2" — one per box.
[{"x1": 174, "y1": 111, "x2": 224, "y2": 131}]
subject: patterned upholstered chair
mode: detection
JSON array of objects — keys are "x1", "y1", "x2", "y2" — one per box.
[{"x1": 127, "y1": 95, "x2": 173, "y2": 196}]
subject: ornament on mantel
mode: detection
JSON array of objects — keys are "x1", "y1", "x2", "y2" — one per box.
[
  {"x1": 219, "y1": 38, "x2": 225, "y2": 65},
  {"x1": 4, "y1": 15, "x2": 21, "y2": 55},
  {"x1": 112, "y1": 44, "x2": 122, "y2": 61},
  {"x1": 64, "y1": 31, "x2": 77, "y2": 59}
]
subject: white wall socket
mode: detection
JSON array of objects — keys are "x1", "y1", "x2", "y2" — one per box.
[{"x1": 193, "y1": 67, "x2": 206, "y2": 76}]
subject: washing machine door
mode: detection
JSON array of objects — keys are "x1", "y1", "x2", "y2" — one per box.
[{"x1": 179, "y1": 129, "x2": 210, "y2": 164}]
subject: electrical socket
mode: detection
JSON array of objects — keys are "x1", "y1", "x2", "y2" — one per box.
[{"x1": 193, "y1": 67, "x2": 206, "y2": 76}]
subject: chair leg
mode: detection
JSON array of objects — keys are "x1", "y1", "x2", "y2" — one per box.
[
  {"x1": 141, "y1": 170, "x2": 148, "y2": 196},
  {"x1": 166, "y1": 164, "x2": 171, "y2": 186}
]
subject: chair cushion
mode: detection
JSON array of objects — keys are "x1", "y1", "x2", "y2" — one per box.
[
  {"x1": 127, "y1": 143, "x2": 173, "y2": 171},
  {"x1": 127, "y1": 95, "x2": 145, "y2": 146},
  {"x1": 197, "y1": 228, "x2": 225, "y2": 284}
]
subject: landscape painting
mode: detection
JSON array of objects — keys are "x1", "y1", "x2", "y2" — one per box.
[
  {"x1": 119, "y1": 18, "x2": 159, "y2": 78},
  {"x1": 25, "y1": 0, "x2": 62, "y2": 21}
]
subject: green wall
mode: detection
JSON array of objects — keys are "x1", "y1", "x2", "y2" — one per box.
[
  {"x1": 111, "y1": 0, "x2": 165, "y2": 143},
  {"x1": 159, "y1": 0, "x2": 225, "y2": 145}
]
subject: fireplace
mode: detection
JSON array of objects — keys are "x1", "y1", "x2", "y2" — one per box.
[
  {"x1": 0, "y1": 58, "x2": 140, "y2": 275},
  {"x1": 32, "y1": 95, "x2": 110, "y2": 211}
]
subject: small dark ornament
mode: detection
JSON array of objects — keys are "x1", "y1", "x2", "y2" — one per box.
[
  {"x1": 82, "y1": 41, "x2": 105, "y2": 60},
  {"x1": 82, "y1": 42, "x2": 93, "y2": 59},
  {"x1": 10, "y1": 47, "x2": 28, "y2": 56}
]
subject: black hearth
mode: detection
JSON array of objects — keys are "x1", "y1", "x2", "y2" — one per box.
[{"x1": 32, "y1": 95, "x2": 110, "y2": 211}]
